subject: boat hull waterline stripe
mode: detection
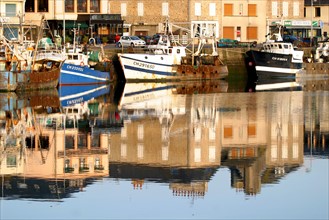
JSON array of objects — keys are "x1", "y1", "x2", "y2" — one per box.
[
  {"x1": 60, "y1": 85, "x2": 108, "y2": 101},
  {"x1": 60, "y1": 70, "x2": 108, "y2": 81},
  {"x1": 255, "y1": 66, "x2": 299, "y2": 74},
  {"x1": 124, "y1": 65, "x2": 173, "y2": 77},
  {"x1": 125, "y1": 85, "x2": 174, "y2": 97},
  {"x1": 256, "y1": 82, "x2": 301, "y2": 90},
  {"x1": 120, "y1": 55, "x2": 174, "y2": 68}
]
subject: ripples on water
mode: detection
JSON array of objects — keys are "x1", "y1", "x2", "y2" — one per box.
[{"x1": 0, "y1": 73, "x2": 328, "y2": 219}]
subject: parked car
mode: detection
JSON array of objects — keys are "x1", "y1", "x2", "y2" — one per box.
[
  {"x1": 139, "y1": 35, "x2": 152, "y2": 44},
  {"x1": 117, "y1": 36, "x2": 146, "y2": 47},
  {"x1": 150, "y1": 34, "x2": 162, "y2": 44},
  {"x1": 217, "y1": 38, "x2": 239, "y2": 48},
  {"x1": 283, "y1": 35, "x2": 298, "y2": 44},
  {"x1": 283, "y1": 35, "x2": 312, "y2": 47}
]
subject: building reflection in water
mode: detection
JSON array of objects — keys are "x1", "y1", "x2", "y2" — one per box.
[
  {"x1": 0, "y1": 82, "x2": 328, "y2": 200},
  {"x1": 0, "y1": 85, "x2": 122, "y2": 199}
]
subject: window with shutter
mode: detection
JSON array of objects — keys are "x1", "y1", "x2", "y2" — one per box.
[
  {"x1": 223, "y1": 27, "x2": 235, "y2": 39},
  {"x1": 248, "y1": 4, "x2": 256, "y2": 16},
  {"x1": 224, "y1": 4, "x2": 233, "y2": 16},
  {"x1": 247, "y1": 27, "x2": 258, "y2": 40}
]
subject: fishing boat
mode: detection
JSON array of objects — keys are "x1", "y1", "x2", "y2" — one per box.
[
  {"x1": 0, "y1": 16, "x2": 64, "y2": 92},
  {"x1": 63, "y1": 27, "x2": 105, "y2": 67},
  {"x1": 117, "y1": 20, "x2": 228, "y2": 82},
  {"x1": 245, "y1": 23, "x2": 304, "y2": 80},
  {"x1": 119, "y1": 80, "x2": 228, "y2": 109},
  {"x1": 0, "y1": 41, "x2": 62, "y2": 91},
  {"x1": 312, "y1": 40, "x2": 329, "y2": 63},
  {"x1": 59, "y1": 63, "x2": 111, "y2": 86},
  {"x1": 59, "y1": 47, "x2": 111, "y2": 85},
  {"x1": 59, "y1": 84, "x2": 110, "y2": 107},
  {"x1": 117, "y1": 34, "x2": 187, "y2": 82},
  {"x1": 59, "y1": 27, "x2": 112, "y2": 85}
]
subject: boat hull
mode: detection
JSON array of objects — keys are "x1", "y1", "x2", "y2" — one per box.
[
  {"x1": 255, "y1": 81, "x2": 302, "y2": 91},
  {"x1": 16, "y1": 67, "x2": 60, "y2": 91},
  {"x1": 118, "y1": 53, "x2": 229, "y2": 82},
  {"x1": 0, "y1": 67, "x2": 60, "y2": 92},
  {"x1": 59, "y1": 84, "x2": 110, "y2": 107},
  {"x1": 0, "y1": 71, "x2": 18, "y2": 91},
  {"x1": 60, "y1": 63, "x2": 110, "y2": 86},
  {"x1": 118, "y1": 53, "x2": 178, "y2": 81},
  {"x1": 246, "y1": 50, "x2": 303, "y2": 77}
]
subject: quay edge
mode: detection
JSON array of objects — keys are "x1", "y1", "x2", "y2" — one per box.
[
  {"x1": 92, "y1": 46, "x2": 325, "y2": 78},
  {"x1": 100, "y1": 46, "x2": 317, "y2": 65}
]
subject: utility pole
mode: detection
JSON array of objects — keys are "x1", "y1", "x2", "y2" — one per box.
[
  {"x1": 63, "y1": 0, "x2": 65, "y2": 47},
  {"x1": 310, "y1": 0, "x2": 313, "y2": 47},
  {"x1": 310, "y1": 0, "x2": 317, "y2": 47}
]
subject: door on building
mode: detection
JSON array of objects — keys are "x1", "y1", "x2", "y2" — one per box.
[{"x1": 135, "y1": 31, "x2": 148, "y2": 37}]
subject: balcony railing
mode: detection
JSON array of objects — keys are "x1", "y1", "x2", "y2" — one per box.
[
  {"x1": 64, "y1": 167, "x2": 75, "y2": 173},
  {"x1": 94, "y1": 165, "x2": 104, "y2": 171},
  {"x1": 79, "y1": 165, "x2": 89, "y2": 172}
]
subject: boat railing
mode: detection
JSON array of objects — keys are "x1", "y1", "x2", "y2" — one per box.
[
  {"x1": 35, "y1": 47, "x2": 65, "y2": 60},
  {"x1": 37, "y1": 48, "x2": 62, "y2": 54}
]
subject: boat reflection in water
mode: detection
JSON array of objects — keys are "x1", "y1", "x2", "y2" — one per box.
[
  {"x1": 245, "y1": 55, "x2": 304, "y2": 92},
  {"x1": 113, "y1": 81, "x2": 310, "y2": 196},
  {"x1": 0, "y1": 84, "x2": 122, "y2": 199},
  {"x1": 0, "y1": 79, "x2": 328, "y2": 201}
]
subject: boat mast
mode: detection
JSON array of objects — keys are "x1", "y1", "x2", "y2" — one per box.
[
  {"x1": 19, "y1": 12, "x2": 24, "y2": 44},
  {"x1": 32, "y1": 15, "x2": 45, "y2": 68},
  {"x1": 63, "y1": 0, "x2": 66, "y2": 49}
]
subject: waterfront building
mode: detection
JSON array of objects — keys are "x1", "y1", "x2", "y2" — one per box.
[
  {"x1": 106, "y1": 0, "x2": 316, "y2": 43},
  {"x1": 1, "y1": 1, "x2": 327, "y2": 48},
  {"x1": 304, "y1": 0, "x2": 329, "y2": 40},
  {"x1": 0, "y1": 0, "x2": 24, "y2": 41}
]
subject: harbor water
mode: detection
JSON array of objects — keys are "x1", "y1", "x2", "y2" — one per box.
[{"x1": 0, "y1": 66, "x2": 328, "y2": 219}]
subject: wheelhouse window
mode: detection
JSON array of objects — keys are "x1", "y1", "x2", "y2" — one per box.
[
  {"x1": 90, "y1": 0, "x2": 100, "y2": 13},
  {"x1": 38, "y1": 0, "x2": 48, "y2": 12},
  {"x1": 78, "y1": 0, "x2": 87, "y2": 12},
  {"x1": 25, "y1": 0, "x2": 35, "y2": 12},
  {"x1": 65, "y1": 0, "x2": 74, "y2": 12}
]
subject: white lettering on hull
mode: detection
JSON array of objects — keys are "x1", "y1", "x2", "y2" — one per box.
[
  {"x1": 272, "y1": 57, "x2": 288, "y2": 61},
  {"x1": 66, "y1": 65, "x2": 84, "y2": 72},
  {"x1": 133, "y1": 61, "x2": 155, "y2": 69}
]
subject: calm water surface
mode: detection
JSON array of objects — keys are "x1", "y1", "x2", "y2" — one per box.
[{"x1": 0, "y1": 76, "x2": 328, "y2": 220}]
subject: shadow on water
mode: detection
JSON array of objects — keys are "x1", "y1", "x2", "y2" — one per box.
[{"x1": 226, "y1": 63, "x2": 251, "y2": 92}]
